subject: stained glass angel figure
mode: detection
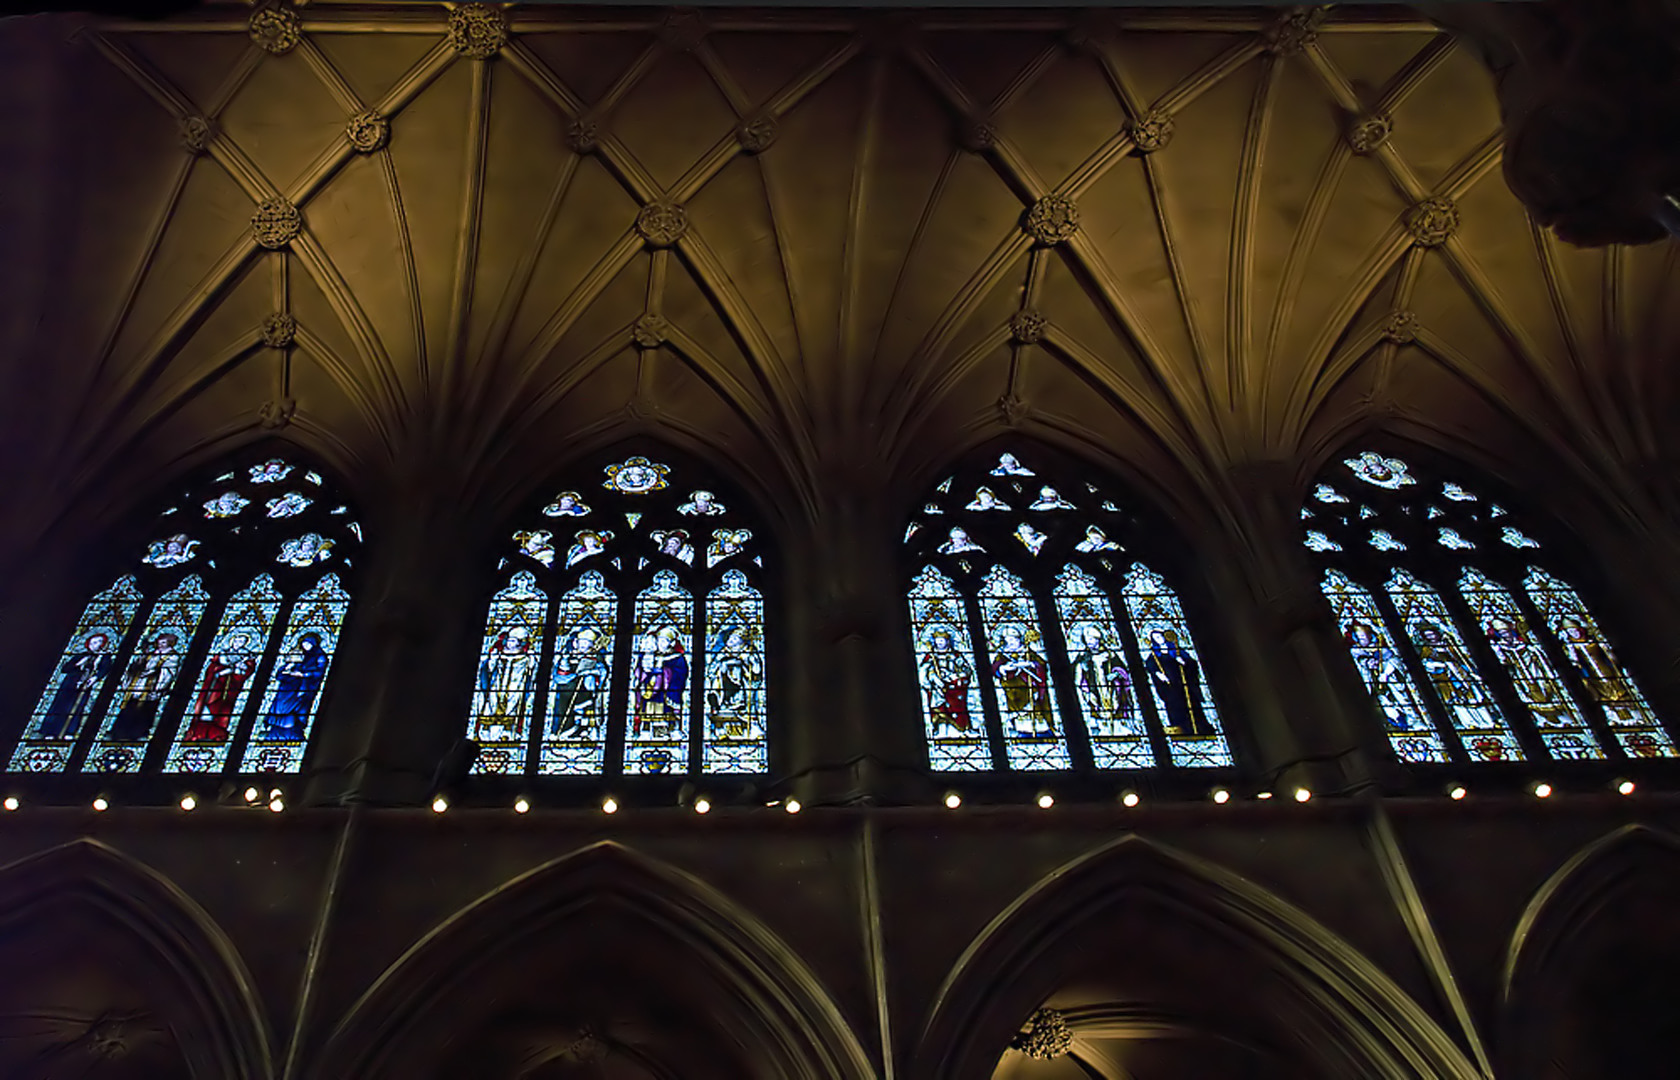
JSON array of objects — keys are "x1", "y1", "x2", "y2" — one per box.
[
  {"x1": 1013, "y1": 523, "x2": 1048, "y2": 555},
  {"x1": 542, "y1": 491, "x2": 591, "y2": 517},
  {"x1": 991, "y1": 453, "x2": 1035, "y2": 477},
  {"x1": 514, "y1": 529, "x2": 556, "y2": 568},
  {"x1": 202, "y1": 492, "x2": 249, "y2": 518},
  {"x1": 1074, "y1": 524, "x2": 1121, "y2": 552},
  {"x1": 143, "y1": 534, "x2": 200, "y2": 568},
  {"x1": 966, "y1": 486, "x2": 1011, "y2": 511},
  {"x1": 1028, "y1": 486, "x2": 1075, "y2": 510},
  {"x1": 678, "y1": 490, "x2": 727, "y2": 516},
  {"x1": 707, "y1": 528, "x2": 751, "y2": 567},
  {"x1": 937, "y1": 527, "x2": 985, "y2": 555},
  {"x1": 566, "y1": 529, "x2": 613, "y2": 569},
  {"x1": 265, "y1": 492, "x2": 312, "y2": 519},
  {"x1": 651, "y1": 529, "x2": 695, "y2": 565},
  {"x1": 249, "y1": 459, "x2": 293, "y2": 484},
  {"x1": 277, "y1": 533, "x2": 335, "y2": 567}
]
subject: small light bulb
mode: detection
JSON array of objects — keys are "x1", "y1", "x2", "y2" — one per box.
[
  {"x1": 244, "y1": 786, "x2": 261, "y2": 803},
  {"x1": 268, "y1": 798, "x2": 284, "y2": 813},
  {"x1": 2, "y1": 796, "x2": 18, "y2": 812},
  {"x1": 694, "y1": 797, "x2": 712, "y2": 815},
  {"x1": 92, "y1": 797, "x2": 109, "y2": 812},
  {"x1": 431, "y1": 796, "x2": 449, "y2": 813},
  {"x1": 1448, "y1": 784, "x2": 1467, "y2": 801},
  {"x1": 944, "y1": 792, "x2": 962, "y2": 809},
  {"x1": 1256, "y1": 791, "x2": 1273, "y2": 800},
  {"x1": 1211, "y1": 789, "x2": 1230, "y2": 805},
  {"x1": 1294, "y1": 787, "x2": 1312, "y2": 803},
  {"x1": 269, "y1": 788, "x2": 283, "y2": 801},
  {"x1": 1121, "y1": 791, "x2": 1140, "y2": 808},
  {"x1": 1617, "y1": 779, "x2": 1636, "y2": 796},
  {"x1": 1036, "y1": 793, "x2": 1054, "y2": 809},
  {"x1": 784, "y1": 798, "x2": 802, "y2": 814},
  {"x1": 1533, "y1": 782, "x2": 1553, "y2": 799},
  {"x1": 602, "y1": 796, "x2": 619, "y2": 814},
  {"x1": 513, "y1": 797, "x2": 531, "y2": 814},
  {"x1": 179, "y1": 794, "x2": 197, "y2": 812}
]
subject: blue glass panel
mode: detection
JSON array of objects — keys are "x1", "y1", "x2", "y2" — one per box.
[
  {"x1": 83, "y1": 577, "x2": 211, "y2": 774},
  {"x1": 468, "y1": 572, "x2": 548, "y2": 775},
  {"x1": 240, "y1": 574, "x2": 350, "y2": 774},
  {"x1": 1054, "y1": 565, "x2": 1151, "y2": 768},
  {"x1": 164, "y1": 575, "x2": 281, "y2": 774},
  {"x1": 8, "y1": 577, "x2": 143, "y2": 772},
  {"x1": 537, "y1": 571, "x2": 615, "y2": 776},
  {"x1": 1321, "y1": 570, "x2": 1445, "y2": 763},
  {"x1": 908, "y1": 566, "x2": 989, "y2": 771},
  {"x1": 702, "y1": 570, "x2": 768, "y2": 774},
  {"x1": 1458, "y1": 569, "x2": 1604, "y2": 761},
  {"x1": 1525, "y1": 567, "x2": 1677, "y2": 760},
  {"x1": 625, "y1": 570, "x2": 692, "y2": 775},
  {"x1": 1121, "y1": 566, "x2": 1233, "y2": 767}
]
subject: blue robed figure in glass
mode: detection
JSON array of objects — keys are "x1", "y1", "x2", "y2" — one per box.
[{"x1": 263, "y1": 632, "x2": 328, "y2": 740}]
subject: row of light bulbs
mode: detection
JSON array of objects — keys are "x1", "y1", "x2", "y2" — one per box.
[{"x1": 0, "y1": 780, "x2": 1643, "y2": 815}]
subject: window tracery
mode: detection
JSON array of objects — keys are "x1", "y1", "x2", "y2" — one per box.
[
  {"x1": 6, "y1": 456, "x2": 360, "y2": 778},
  {"x1": 466, "y1": 454, "x2": 769, "y2": 779},
  {"x1": 1309, "y1": 450, "x2": 1676, "y2": 765},
  {"x1": 905, "y1": 449, "x2": 1234, "y2": 773}
]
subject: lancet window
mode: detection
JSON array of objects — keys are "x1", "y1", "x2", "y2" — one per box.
[
  {"x1": 466, "y1": 453, "x2": 768, "y2": 779},
  {"x1": 905, "y1": 450, "x2": 1234, "y2": 773},
  {"x1": 6, "y1": 455, "x2": 359, "y2": 778},
  {"x1": 1308, "y1": 450, "x2": 1676, "y2": 765}
]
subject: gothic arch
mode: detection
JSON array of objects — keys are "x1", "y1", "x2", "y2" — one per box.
[
  {"x1": 912, "y1": 834, "x2": 1478, "y2": 1080},
  {"x1": 1501, "y1": 824, "x2": 1680, "y2": 1078},
  {"x1": 315, "y1": 840, "x2": 874, "y2": 1080},
  {"x1": 0, "y1": 838, "x2": 274, "y2": 1079}
]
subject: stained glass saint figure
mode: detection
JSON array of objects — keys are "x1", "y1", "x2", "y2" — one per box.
[
  {"x1": 966, "y1": 486, "x2": 1011, "y2": 511},
  {"x1": 468, "y1": 572, "x2": 547, "y2": 775},
  {"x1": 538, "y1": 571, "x2": 616, "y2": 775},
  {"x1": 703, "y1": 570, "x2": 768, "y2": 773},
  {"x1": 908, "y1": 566, "x2": 989, "y2": 771},
  {"x1": 8, "y1": 578, "x2": 143, "y2": 772},
  {"x1": 625, "y1": 570, "x2": 692, "y2": 775},
  {"x1": 242, "y1": 574, "x2": 349, "y2": 773},
  {"x1": 567, "y1": 529, "x2": 612, "y2": 568},
  {"x1": 707, "y1": 528, "x2": 751, "y2": 567},
  {"x1": 991, "y1": 453, "x2": 1034, "y2": 476},
  {"x1": 937, "y1": 527, "x2": 984, "y2": 555},
  {"x1": 1525, "y1": 568, "x2": 1677, "y2": 759},
  {"x1": 83, "y1": 577, "x2": 211, "y2": 773},
  {"x1": 1384, "y1": 570, "x2": 1521, "y2": 762},
  {"x1": 1122, "y1": 566, "x2": 1233, "y2": 767},
  {"x1": 1012, "y1": 523, "x2": 1048, "y2": 555},
  {"x1": 1055, "y1": 565, "x2": 1149, "y2": 768},
  {"x1": 164, "y1": 576, "x2": 281, "y2": 773},
  {"x1": 1321, "y1": 571, "x2": 1444, "y2": 763},
  {"x1": 978, "y1": 566, "x2": 1071, "y2": 770}
]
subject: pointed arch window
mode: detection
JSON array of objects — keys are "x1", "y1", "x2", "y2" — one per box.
[
  {"x1": 6, "y1": 456, "x2": 361, "y2": 778},
  {"x1": 466, "y1": 454, "x2": 769, "y2": 779},
  {"x1": 1307, "y1": 449, "x2": 1676, "y2": 765},
  {"x1": 905, "y1": 450, "x2": 1234, "y2": 773}
]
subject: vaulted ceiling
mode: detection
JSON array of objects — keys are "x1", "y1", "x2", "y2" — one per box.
[{"x1": 3, "y1": 2, "x2": 1676, "y2": 548}]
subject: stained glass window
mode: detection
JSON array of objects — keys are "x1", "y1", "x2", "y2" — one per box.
[
  {"x1": 6, "y1": 454, "x2": 362, "y2": 781},
  {"x1": 464, "y1": 452, "x2": 770, "y2": 780},
  {"x1": 904, "y1": 449, "x2": 1235, "y2": 774},
  {"x1": 1304, "y1": 448, "x2": 1677, "y2": 766}
]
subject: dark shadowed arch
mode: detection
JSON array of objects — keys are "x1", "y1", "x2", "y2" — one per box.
[
  {"x1": 314, "y1": 840, "x2": 874, "y2": 1080},
  {"x1": 913, "y1": 834, "x2": 1478, "y2": 1080},
  {"x1": 1501, "y1": 824, "x2": 1680, "y2": 1079},
  {"x1": 0, "y1": 838, "x2": 274, "y2": 1079}
]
